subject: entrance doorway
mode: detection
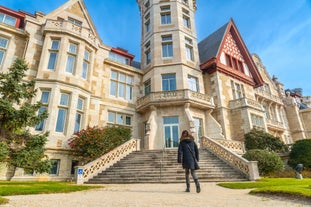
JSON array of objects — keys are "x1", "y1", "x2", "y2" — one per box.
[{"x1": 163, "y1": 116, "x2": 179, "y2": 148}]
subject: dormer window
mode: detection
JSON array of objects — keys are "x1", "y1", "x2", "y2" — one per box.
[
  {"x1": 68, "y1": 17, "x2": 82, "y2": 27},
  {"x1": 109, "y1": 52, "x2": 130, "y2": 65},
  {"x1": 0, "y1": 12, "x2": 16, "y2": 27}
]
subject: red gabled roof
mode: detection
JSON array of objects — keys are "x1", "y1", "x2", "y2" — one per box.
[
  {"x1": 0, "y1": 5, "x2": 25, "y2": 29},
  {"x1": 199, "y1": 19, "x2": 264, "y2": 88}
]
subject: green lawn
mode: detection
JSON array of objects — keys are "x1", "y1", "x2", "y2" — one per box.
[
  {"x1": 0, "y1": 181, "x2": 101, "y2": 205},
  {"x1": 218, "y1": 178, "x2": 311, "y2": 200}
]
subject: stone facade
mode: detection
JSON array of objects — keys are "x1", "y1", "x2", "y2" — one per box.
[{"x1": 0, "y1": 0, "x2": 310, "y2": 181}]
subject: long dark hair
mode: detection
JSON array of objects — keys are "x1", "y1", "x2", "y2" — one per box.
[{"x1": 180, "y1": 130, "x2": 194, "y2": 140}]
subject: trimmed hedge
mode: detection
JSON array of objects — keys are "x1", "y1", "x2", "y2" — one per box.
[
  {"x1": 243, "y1": 149, "x2": 284, "y2": 176},
  {"x1": 69, "y1": 126, "x2": 131, "y2": 164},
  {"x1": 288, "y1": 139, "x2": 311, "y2": 170},
  {"x1": 244, "y1": 129, "x2": 288, "y2": 153}
]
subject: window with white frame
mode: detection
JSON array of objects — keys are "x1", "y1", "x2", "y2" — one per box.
[
  {"x1": 50, "y1": 159, "x2": 60, "y2": 175},
  {"x1": 145, "y1": 41, "x2": 151, "y2": 65},
  {"x1": 55, "y1": 93, "x2": 70, "y2": 133},
  {"x1": 82, "y1": 49, "x2": 90, "y2": 79},
  {"x1": 185, "y1": 37, "x2": 194, "y2": 61},
  {"x1": 47, "y1": 40, "x2": 59, "y2": 70},
  {"x1": 145, "y1": 12, "x2": 151, "y2": 33},
  {"x1": 108, "y1": 111, "x2": 132, "y2": 126},
  {"x1": 188, "y1": 75, "x2": 198, "y2": 92},
  {"x1": 0, "y1": 13, "x2": 16, "y2": 27},
  {"x1": 193, "y1": 117, "x2": 203, "y2": 140},
  {"x1": 162, "y1": 35, "x2": 173, "y2": 58},
  {"x1": 182, "y1": 8, "x2": 190, "y2": 28},
  {"x1": 66, "y1": 43, "x2": 77, "y2": 74},
  {"x1": 74, "y1": 97, "x2": 84, "y2": 133},
  {"x1": 162, "y1": 74, "x2": 176, "y2": 91},
  {"x1": 109, "y1": 52, "x2": 130, "y2": 65},
  {"x1": 231, "y1": 80, "x2": 245, "y2": 99},
  {"x1": 110, "y1": 71, "x2": 133, "y2": 101},
  {"x1": 251, "y1": 114, "x2": 264, "y2": 129},
  {"x1": 160, "y1": 6, "x2": 171, "y2": 25},
  {"x1": 144, "y1": 79, "x2": 151, "y2": 95},
  {"x1": 35, "y1": 90, "x2": 50, "y2": 131},
  {"x1": 0, "y1": 37, "x2": 8, "y2": 66}
]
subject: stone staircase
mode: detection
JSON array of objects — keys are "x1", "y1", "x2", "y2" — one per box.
[{"x1": 86, "y1": 149, "x2": 247, "y2": 184}]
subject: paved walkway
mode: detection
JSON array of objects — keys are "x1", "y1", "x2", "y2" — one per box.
[{"x1": 2, "y1": 183, "x2": 311, "y2": 207}]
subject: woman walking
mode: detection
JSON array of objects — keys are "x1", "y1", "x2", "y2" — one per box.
[{"x1": 177, "y1": 130, "x2": 200, "y2": 193}]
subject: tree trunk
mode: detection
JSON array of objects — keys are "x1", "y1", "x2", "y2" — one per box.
[{"x1": 6, "y1": 166, "x2": 16, "y2": 181}]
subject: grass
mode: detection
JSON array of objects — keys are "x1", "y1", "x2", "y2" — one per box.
[
  {"x1": 0, "y1": 181, "x2": 101, "y2": 205},
  {"x1": 218, "y1": 178, "x2": 311, "y2": 201}
]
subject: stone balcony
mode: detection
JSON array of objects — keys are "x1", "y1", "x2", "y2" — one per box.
[
  {"x1": 255, "y1": 88, "x2": 283, "y2": 104},
  {"x1": 266, "y1": 119, "x2": 286, "y2": 131},
  {"x1": 229, "y1": 97, "x2": 263, "y2": 111},
  {"x1": 43, "y1": 19, "x2": 98, "y2": 48},
  {"x1": 136, "y1": 89, "x2": 214, "y2": 112}
]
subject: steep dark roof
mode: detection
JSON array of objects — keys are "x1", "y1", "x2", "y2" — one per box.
[{"x1": 198, "y1": 22, "x2": 229, "y2": 64}]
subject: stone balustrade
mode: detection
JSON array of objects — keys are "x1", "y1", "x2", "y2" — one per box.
[
  {"x1": 266, "y1": 119, "x2": 285, "y2": 129},
  {"x1": 75, "y1": 139, "x2": 140, "y2": 184},
  {"x1": 137, "y1": 89, "x2": 214, "y2": 111},
  {"x1": 214, "y1": 139, "x2": 245, "y2": 155},
  {"x1": 43, "y1": 19, "x2": 97, "y2": 47},
  {"x1": 255, "y1": 89, "x2": 283, "y2": 104},
  {"x1": 229, "y1": 97, "x2": 263, "y2": 111},
  {"x1": 201, "y1": 136, "x2": 260, "y2": 181}
]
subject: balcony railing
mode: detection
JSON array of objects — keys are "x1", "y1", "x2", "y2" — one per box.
[
  {"x1": 136, "y1": 89, "x2": 214, "y2": 111},
  {"x1": 229, "y1": 97, "x2": 263, "y2": 111},
  {"x1": 255, "y1": 89, "x2": 283, "y2": 104},
  {"x1": 43, "y1": 19, "x2": 97, "y2": 47},
  {"x1": 266, "y1": 119, "x2": 285, "y2": 130}
]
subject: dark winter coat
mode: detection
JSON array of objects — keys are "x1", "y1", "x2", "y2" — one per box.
[{"x1": 177, "y1": 138, "x2": 199, "y2": 169}]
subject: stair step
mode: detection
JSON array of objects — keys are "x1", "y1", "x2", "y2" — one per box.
[{"x1": 86, "y1": 149, "x2": 247, "y2": 184}]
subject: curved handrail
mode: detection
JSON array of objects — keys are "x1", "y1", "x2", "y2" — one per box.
[
  {"x1": 201, "y1": 136, "x2": 259, "y2": 181},
  {"x1": 76, "y1": 138, "x2": 140, "y2": 184}
]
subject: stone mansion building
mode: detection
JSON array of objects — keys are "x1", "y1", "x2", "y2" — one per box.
[{"x1": 0, "y1": 0, "x2": 310, "y2": 180}]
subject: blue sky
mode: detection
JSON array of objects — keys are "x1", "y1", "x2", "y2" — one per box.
[{"x1": 2, "y1": 0, "x2": 311, "y2": 95}]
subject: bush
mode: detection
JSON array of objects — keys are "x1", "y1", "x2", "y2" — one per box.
[
  {"x1": 243, "y1": 149, "x2": 284, "y2": 176},
  {"x1": 69, "y1": 126, "x2": 131, "y2": 164},
  {"x1": 288, "y1": 139, "x2": 311, "y2": 170},
  {"x1": 244, "y1": 129, "x2": 288, "y2": 153}
]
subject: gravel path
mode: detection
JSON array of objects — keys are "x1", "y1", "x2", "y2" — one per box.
[{"x1": 2, "y1": 183, "x2": 311, "y2": 207}]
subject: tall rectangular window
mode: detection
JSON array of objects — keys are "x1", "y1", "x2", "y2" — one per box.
[
  {"x1": 145, "y1": 41, "x2": 151, "y2": 65},
  {"x1": 47, "y1": 40, "x2": 59, "y2": 70},
  {"x1": 185, "y1": 37, "x2": 193, "y2": 61},
  {"x1": 182, "y1": 9, "x2": 190, "y2": 28},
  {"x1": 188, "y1": 75, "x2": 198, "y2": 92},
  {"x1": 66, "y1": 43, "x2": 77, "y2": 74},
  {"x1": 82, "y1": 50, "x2": 90, "y2": 79},
  {"x1": 50, "y1": 159, "x2": 60, "y2": 175},
  {"x1": 144, "y1": 79, "x2": 151, "y2": 95},
  {"x1": 35, "y1": 91, "x2": 50, "y2": 131},
  {"x1": 162, "y1": 35, "x2": 173, "y2": 58},
  {"x1": 145, "y1": 12, "x2": 151, "y2": 32},
  {"x1": 160, "y1": 6, "x2": 171, "y2": 24},
  {"x1": 193, "y1": 117, "x2": 203, "y2": 140},
  {"x1": 56, "y1": 93, "x2": 70, "y2": 133},
  {"x1": 231, "y1": 81, "x2": 245, "y2": 99},
  {"x1": 163, "y1": 116, "x2": 179, "y2": 148},
  {"x1": 110, "y1": 71, "x2": 133, "y2": 101},
  {"x1": 0, "y1": 37, "x2": 8, "y2": 66},
  {"x1": 74, "y1": 97, "x2": 84, "y2": 133},
  {"x1": 0, "y1": 13, "x2": 16, "y2": 27},
  {"x1": 162, "y1": 74, "x2": 176, "y2": 91}
]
